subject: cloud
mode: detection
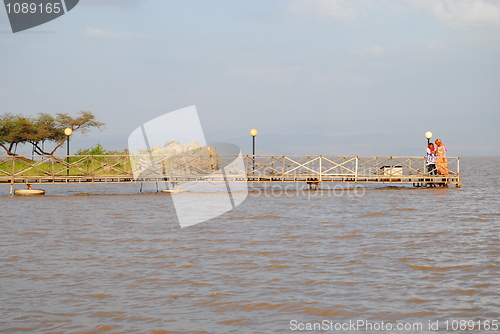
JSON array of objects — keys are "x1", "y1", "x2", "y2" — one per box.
[
  {"x1": 232, "y1": 67, "x2": 302, "y2": 84},
  {"x1": 81, "y1": 0, "x2": 148, "y2": 9},
  {"x1": 309, "y1": 72, "x2": 329, "y2": 84},
  {"x1": 341, "y1": 74, "x2": 374, "y2": 86},
  {"x1": 359, "y1": 45, "x2": 385, "y2": 56},
  {"x1": 83, "y1": 27, "x2": 156, "y2": 39},
  {"x1": 289, "y1": 0, "x2": 500, "y2": 29},
  {"x1": 411, "y1": 0, "x2": 500, "y2": 29},
  {"x1": 290, "y1": 0, "x2": 370, "y2": 22}
]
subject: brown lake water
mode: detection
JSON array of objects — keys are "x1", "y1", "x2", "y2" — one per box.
[{"x1": 0, "y1": 157, "x2": 499, "y2": 333}]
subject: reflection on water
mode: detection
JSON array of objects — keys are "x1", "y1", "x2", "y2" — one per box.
[{"x1": 0, "y1": 157, "x2": 499, "y2": 333}]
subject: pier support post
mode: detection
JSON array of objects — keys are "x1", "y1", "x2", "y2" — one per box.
[{"x1": 307, "y1": 179, "x2": 320, "y2": 190}]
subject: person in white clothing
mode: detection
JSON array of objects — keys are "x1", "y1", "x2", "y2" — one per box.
[{"x1": 426, "y1": 143, "x2": 437, "y2": 175}]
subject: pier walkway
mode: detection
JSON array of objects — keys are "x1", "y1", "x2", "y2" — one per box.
[{"x1": 1, "y1": 155, "x2": 460, "y2": 191}]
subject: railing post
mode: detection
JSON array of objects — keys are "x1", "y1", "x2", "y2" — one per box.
[
  {"x1": 319, "y1": 155, "x2": 322, "y2": 182},
  {"x1": 91, "y1": 156, "x2": 95, "y2": 182},
  {"x1": 244, "y1": 155, "x2": 248, "y2": 178},
  {"x1": 281, "y1": 156, "x2": 285, "y2": 181},
  {"x1": 355, "y1": 156, "x2": 358, "y2": 181},
  {"x1": 10, "y1": 155, "x2": 15, "y2": 195},
  {"x1": 51, "y1": 156, "x2": 55, "y2": 181},
  {"x1": 11, "y1": 155, "x2": 15, "y2": 177}
]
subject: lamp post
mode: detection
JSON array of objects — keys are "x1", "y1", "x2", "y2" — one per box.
[
  {"x1": 425, "y1": 131, "x2": 433, "y2": 145},
  {"x1": 250, "y1": 128, "x2": 258, "y2": 173},
  {"x1": 64, "y1": 127, "x2": 72, "y2": 175}
]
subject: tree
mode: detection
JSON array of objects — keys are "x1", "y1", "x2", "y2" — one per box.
[
  {"x1": 0, "y1": 111, "x2": 104, "y2": 155},
  {"x1": 0, "y1": 114, "x2": 34, "y2": 155},
  {"x1": 28, "y1": 113, "x2": 65, "y2": 155}
]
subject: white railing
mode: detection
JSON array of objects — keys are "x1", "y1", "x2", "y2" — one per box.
[{"x1": 0, "y1": 155, "x2": 460, "y2": 186}]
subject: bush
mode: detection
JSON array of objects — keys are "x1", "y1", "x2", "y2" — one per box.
[{"x1": 77, "y1": 143, "x2": 106, "y2": 155}]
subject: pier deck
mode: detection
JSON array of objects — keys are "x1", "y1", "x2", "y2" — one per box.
[{"x1": 0, "y1": 155, "x2": 460, "y2": 190}]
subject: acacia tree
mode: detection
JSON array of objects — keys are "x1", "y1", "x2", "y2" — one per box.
[
  {"x1": 0, "y1": 114, "x2": 34, "y2": 155},
  {"x1": 0, "y1": 111, "x2": 104, "y2": 156}
]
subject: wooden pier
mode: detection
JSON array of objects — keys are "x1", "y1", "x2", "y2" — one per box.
[
  {"x1": 1, "y1": 155, "x2": 460, "y2": 192},
  {"x1": 245, "y1": 155, "x2": 460, "y2": 188}
]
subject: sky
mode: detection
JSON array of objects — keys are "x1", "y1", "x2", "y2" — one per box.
[{"x1": 1, "y1": 0, "x2": 499, "y2": 156}]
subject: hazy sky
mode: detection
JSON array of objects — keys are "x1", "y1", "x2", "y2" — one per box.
[{"x1": 1, "y1": 0, "x2": 499, "y2": 156}]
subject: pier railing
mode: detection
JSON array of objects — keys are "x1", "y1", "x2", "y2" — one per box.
[
  {"x1": 0, "y1": 155, "x2": 132, "y2": 182},
  {"x1": 245, "y1": 155, "x2": 459, "y2": 186},
  {"x1": 0, "y1": 155, "x2": 460, "y2": 186}
]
